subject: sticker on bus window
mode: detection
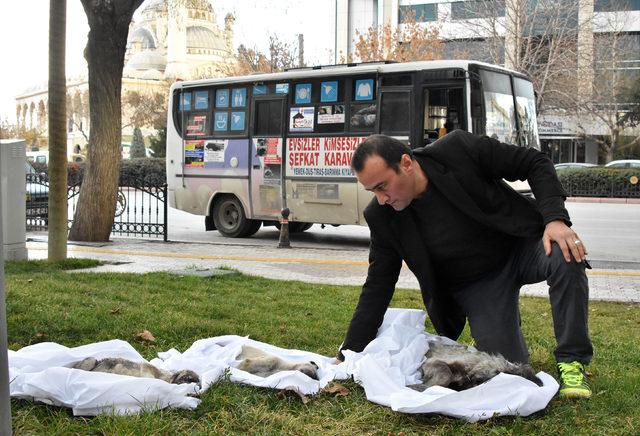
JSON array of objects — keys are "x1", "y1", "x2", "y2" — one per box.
[
  {"x1": 186, "y1": 114, "x2": 207, "y2": 136},
  {"x1": 230, "y1": 112, "x2": 245, "y2": 131},
  {"x1": 232, "y1": 88, "x2": 246, "y2": 107},
  {"x1": 214, "y1": 112, "x2": 228, "y2": 131},
  {"x1": 253, "y1": 85, "x2": 267, "y2": 95},
  {"x1": 318, "y1": 105, "x2": 345, "y2": 124},
  {"x1": 289, "y1": 107, "x2": 314, "y2": 132},
  {"x1": 320, "y1": 81, "x2": 338, "y2": 102},
  {"x1": 355, "y1": 79, "x2": 374, "y2": 101},
  {"x1": 295, "y1": 83, "x2": 312, "y2": 104},
  {"x1": 215, "y1": 89, "x2": 229, "y2": 107},
  {"x1": 180, "y1": 93, "x2": 191, "y2": 110},
  {"x1": 194, "y1": 91, "x2": 209, "y2": 109},
  {"x1": 185, "y1": 140, "x2": 204, "y2": 168},
  {"x1": 275, "y1": 83, "x2": 289, "y2": 94}
]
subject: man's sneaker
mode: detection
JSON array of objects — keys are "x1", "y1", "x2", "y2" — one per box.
[{"x1": 557, "y1": 361, "x2": 591, "y2": 398}]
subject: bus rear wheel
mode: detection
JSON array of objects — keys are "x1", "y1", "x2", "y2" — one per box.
[{"x1": 212, "y1": 196, "x2": 257, "y2": 238}]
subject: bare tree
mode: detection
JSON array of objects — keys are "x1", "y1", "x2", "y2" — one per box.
[
  {"x1": 48, "y1": 0, "x2": 68, "y2": 260},
  {"x1": 571, "y1": 13, "x2": 640, "y2": 162},
  {"x1": 69, "y1": 0, "x2": 144, "y2": 242},
  {"x1": 122, "y1": 90, "x2": 168, "y2": 130},
  {"x1": 450, "y1": 0, "x2": 588, "y2": 114},
  {"x1": 221, "y1": 35, "x2": 301, "y2": 76},
  {"x1": 352, "y1": 12, "x2": 444, "y2": 63}
]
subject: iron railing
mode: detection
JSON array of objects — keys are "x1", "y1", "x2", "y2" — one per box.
[
  {"x1": 26, "y1": 175, "x2": 168, "y2": 241},
  {"x1": 560, "y1": 179, "x2": 640, "y2": 198}
]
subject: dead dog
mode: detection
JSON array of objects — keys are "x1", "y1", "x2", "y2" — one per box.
[
  {"x1": 409, "y1": 342, "x2": 543, "y2": 391},
  {"x1": 72, "y1": 357, "x2": 200, "y2": 385},
  {"x1": 236, "y1": 345, "x2": 319, "y2": 380}
]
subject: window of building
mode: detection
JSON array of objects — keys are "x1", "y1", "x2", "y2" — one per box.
[
  {"x1": 444, "y1": 38, "x2": 504, "y2": 64},
  {"x1": 594, "y1": 0, "x2": 640, "y2": 12},
  {"x1": 399, "y1": 3, "x2": 437, "y2": 23},
  {"x1": 451, "y1": 0, "x2": 505, "y2": 20}
]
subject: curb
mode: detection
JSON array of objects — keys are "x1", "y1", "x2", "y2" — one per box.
[{"x1": 567, "y1": 197, "x2": 640, "y2": 204}]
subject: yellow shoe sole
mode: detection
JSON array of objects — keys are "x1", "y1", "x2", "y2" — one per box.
[{"x1": 559, "y1": 387, "x2": 592, "y2": 398}]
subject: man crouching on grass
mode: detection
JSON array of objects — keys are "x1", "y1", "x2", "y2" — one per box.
[{"x1": 337, "y1": 130, "x2": 593, "y2": 398}]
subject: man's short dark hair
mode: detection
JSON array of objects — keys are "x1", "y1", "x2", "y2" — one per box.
[{"x1": 351, "y1": 134, "x2": 413, "y2": 173}]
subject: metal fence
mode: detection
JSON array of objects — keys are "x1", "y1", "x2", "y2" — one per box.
[
  {"x1": 560, "y1": 179, "x2": 640, "y2": 198},
  {"x1": 26, "y1": 175, "x2": 168, "y2": 241}
]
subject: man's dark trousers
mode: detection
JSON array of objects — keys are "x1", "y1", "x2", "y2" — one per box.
[{"x1": 450, "y1": 237, "x2": 593, "y2": 364}]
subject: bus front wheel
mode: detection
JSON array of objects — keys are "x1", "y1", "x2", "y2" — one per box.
[{"x1": 212, "y1": 196, "x2": 256, "y2": 238}]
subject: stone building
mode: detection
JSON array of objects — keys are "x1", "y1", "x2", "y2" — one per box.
[{"x1": 15, "y1": 0, "x2": 236, "y2": 153}]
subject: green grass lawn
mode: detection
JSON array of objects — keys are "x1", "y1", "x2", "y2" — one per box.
[{"x1": 5, "y1": 259, "x2": 640, "y2": 435}]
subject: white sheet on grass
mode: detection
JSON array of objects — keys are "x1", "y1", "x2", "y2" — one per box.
[
  {"x1": 8, "y1": 308, "x2": 558, "y2": 420},
  {"x1": 339, "y1": 308, "x2": 559, "y2": 422}
]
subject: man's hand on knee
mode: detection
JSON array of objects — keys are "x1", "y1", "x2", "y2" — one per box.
[{"x1": 543, "y1": 220, "x2": 588, "y2": 263}]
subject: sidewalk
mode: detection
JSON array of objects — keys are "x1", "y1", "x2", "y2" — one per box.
[{"x1": 25, "y1": 235, "x2": 640, "y2": 304}]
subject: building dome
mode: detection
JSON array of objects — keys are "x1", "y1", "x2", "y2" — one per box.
[
  {"x1": 189, "y1": 0, "x2": 213, "y2": 13},
  {"x1": 126, "y1": 49, "x2": 166, "y2": 71},
  {"x1": 138, "y1": 69, "x2": 164, "y2": 80},
  {"x1": 187, "y1": 26, "x2": 227, "y2": 51},
  {"x1": 129, "y1": 27, "x2": 156, "y2": 50},
  {"x1": 142, "y1": 0, "x2": 167, "y2": 13}
]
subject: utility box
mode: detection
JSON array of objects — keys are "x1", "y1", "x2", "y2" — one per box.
[{"x1": 0, "y1": 139, "x2": 28, "y2": 260}]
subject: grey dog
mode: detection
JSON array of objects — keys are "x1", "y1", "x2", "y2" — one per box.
[
  {"x1": 409, "y1": 342, "x2": 543, "y2": 391},
  {"x1": 72, "y1": 357, "x2": 200, "y2": 385}
]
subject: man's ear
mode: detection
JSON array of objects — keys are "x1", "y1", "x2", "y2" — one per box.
[{"x1": 400, "y1": 153, "x2": 413, "y2": 171}]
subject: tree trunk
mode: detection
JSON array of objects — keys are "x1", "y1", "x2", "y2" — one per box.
[
  {"x1": 69, "y1": 0, "x2": 143, "y2": 241},
  {"x1": 48, "y1": 0, "x2": 68, "y2": 259}
]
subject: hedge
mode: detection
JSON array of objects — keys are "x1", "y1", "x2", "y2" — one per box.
[
  {"x1": 557, "y1": 168, "x2": 640, "y2": 198},
  {"x1": 36, "y1": 158, "x2": 167, "y2": 188}
]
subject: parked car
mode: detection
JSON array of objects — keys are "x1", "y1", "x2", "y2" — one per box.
[
  {"x1": 554, "y1": 162, "x2": 598, "y2": 171},
  {"x1": 26, "y1": 150, "x2": 49, "y2": 164},
  {"x1": 25, "y1": 161, "x2": 48, "y2": 221},
  {"x1": 604, "y1": 159, "x2": 640, "y2": 169}
]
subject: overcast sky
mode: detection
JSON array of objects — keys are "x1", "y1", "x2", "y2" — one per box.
[{"x1": 0, "y1": 0, "x2": 335, "y2": 123}]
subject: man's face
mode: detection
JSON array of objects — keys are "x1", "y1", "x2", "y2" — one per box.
[{"x1": 356, "y1": 153, "x2": 415, "y2": 211}]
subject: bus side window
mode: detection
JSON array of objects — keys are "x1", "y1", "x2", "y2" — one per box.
[
  {"x1": 380, "y1": 91, "x2": 410, "y2": 135},
  {"x1": 349, "y1": 77, "x2": 377, "y2": 132},
  {"x1": 254, "y1": 100, "x2": 283, "y2": 136},
  {"x1": 315, "y1": 79, "x2": 345, "y2": 134}
]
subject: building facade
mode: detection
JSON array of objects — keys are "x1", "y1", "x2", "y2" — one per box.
[
  {"x1": 15, "y1": 0, "x2": 236, "y2": 153},
  {"x1": 335, "y1": 0, "x2": 640, "y2": 163}
]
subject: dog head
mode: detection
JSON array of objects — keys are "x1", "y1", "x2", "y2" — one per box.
[{"x1": 171, "y1": 369, "x2": 201, "y2": 385}]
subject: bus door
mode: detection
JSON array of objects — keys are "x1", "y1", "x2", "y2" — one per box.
[
  {"x1": 377, "y1": 87, "x2": 413, "y2": 145},
  {"x1": 248, "y1": 95, "x2": 287, "y2": 220},
  {"x1": 420, "y1": 76, "x2": 466, "y2": 145}
]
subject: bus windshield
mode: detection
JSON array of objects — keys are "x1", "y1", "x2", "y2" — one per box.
[
  {"x1": 479, "y1": 69, "x2": 517, "y2": 144},
  {"x1": 513, "y1": 77, "x2": 540, "y2": 148}
]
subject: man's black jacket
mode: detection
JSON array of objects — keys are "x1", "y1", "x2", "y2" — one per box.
[{"x1": 339, "y1": 130, "x2": 569, "y2": 357}]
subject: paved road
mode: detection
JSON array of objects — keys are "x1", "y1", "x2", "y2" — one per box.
[{"x1": 167, "y1": 201, "x2": 640, "y2": 266}]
